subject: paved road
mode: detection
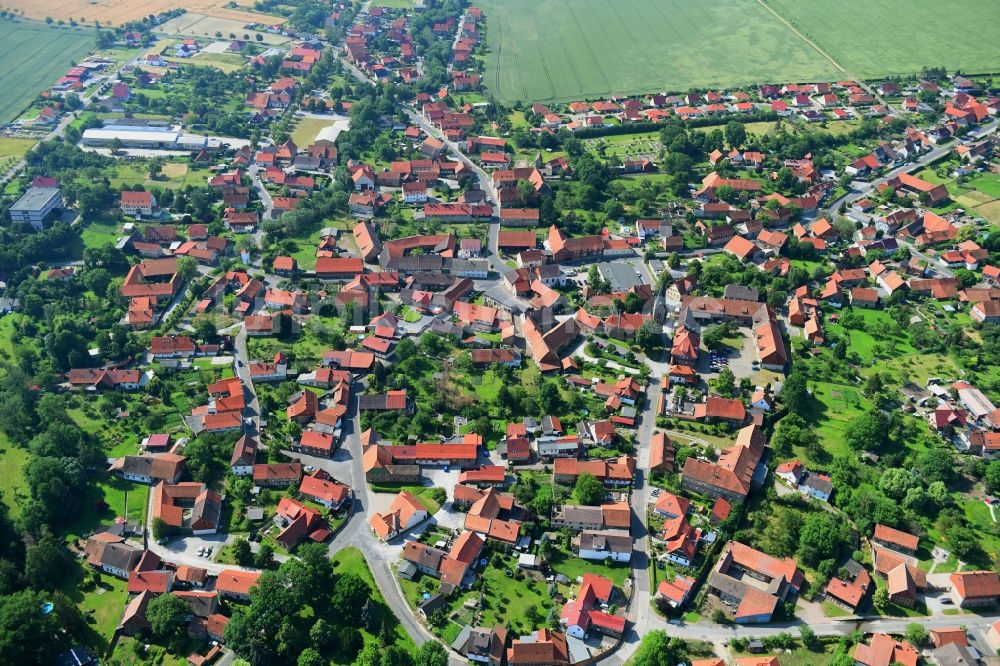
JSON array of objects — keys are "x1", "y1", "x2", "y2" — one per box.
[
  {"x1": 248, "y1": 165, "x2": 274, "y2": 252},
  {"x1": 232, "y1": 324, "x2": 261, "y2": 439},
  {"x1": 824, "y1": 120, "x2": 998, "y2": 217}
]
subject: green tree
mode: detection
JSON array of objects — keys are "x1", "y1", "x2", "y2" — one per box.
[
  {"x1": 231, "y1": 538, "x2": 253, "y2": 566},
  {"x1": 574, "y1": 472, "x2": 605, "y2": 505},
  {"x1": 0, "y1": 590, "x2": 72, "y2": 664},
  {"x1": 297, "y1": 648, "x2": 324, "y2": 666},
  {"x1": 904, "y1": 622, "x2": 927, "y2": 647},
  {"x1": 985, "y1": 459, "x2": 1000, "y2": 493},
  {"x1": 415, "y1": 641, "x2": 448, "y2": 666},
  {"x1": 146, "y1": 592, "x2": 190, "y2": 643},
  {"x1": 632, "y1": 630, "x2": 686, "y2": 666},
  {"x1": 24, "y1": 527, "x2": 72, "y2": 590},
  {"x1": 779, "y1": 371, "x2": 809, "y2": 413},
  {"x1": 724, "y1": 121, "x2": 747, "y2": 149},
  {"x1": 176, "y1": 256, "x2": 198, "y2": 283}
]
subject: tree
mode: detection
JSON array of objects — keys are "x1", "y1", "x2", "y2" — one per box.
[
  {"x1": 878, "y1": 468, "x2": 916, "y2": 500},
  {"x1": 632, "y1": 630, "x2": 685, "y2": 666},
  {"x1": 985, "y1": 459, "x2": 1000, "y2": 493},
  {"x1": 800, "y1": 625, "x2": 820, "y2": 650},
  {"x1": 332, "y1": 573, "x2": 369, "y2": 615},
  {"x1": 415, "y1": 641, "x2": 448, "y2": 666},
  {"x1": 575, "y1": 472, "x2": 605, "y2": 505},
  {"x1": 24, "y1": 527, "x2": 72, "y2": 590},
  {"x1": 904, "y1": 622, "x2": 928, "y2": 647},
  {"x1": 725, "y1": 121, "x2": 747, "y2": 149},
  {"x1": 193, "y1": 316, "x2": 218, "y2": 343},
  {"x1": 635, "y1": 319, "x2": 661, "y2": 354},
  {"x1": 176, "y1": 256, "x2": 198, "y2": 283},
  {"x1": 845, "y1": 409, "x2": 890, "y2": 452},
  {"x1": 297, "y1": 648, "x2": 324, "y2": 666},
  {"x1": 255, "y1": 543, "x2": 275, "y2": 569},
  {"x1": 231, "y1": 538, "x2": 253, "y2": 566},
  {"x1": 0, "y1": 589, "x2": 72, "y2": 664},
  {"x1": 779, "y1": 371, "x2": 809, "y2": 413},
  {"x1": 381, "y1": 646, "x2": 411, "y2": 666},
  {"x1": 873, "y1": 585, "x2": 890, "y2": 611},
  {"x1": 146, "y1": 592, "x2": 190, "y2": 642}
]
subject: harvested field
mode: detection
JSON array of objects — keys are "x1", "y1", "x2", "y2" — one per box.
[
  {"x1": 157, "y1": 12, "x2": 291, "y2": 45},
  {"x1": 4, "y1": 0, "x2": 282, "y2": 29},
  {"x1": 975, "y1": 200, "x2": 1000, "y2": 227},
  {"x1": 0, "y1": 20, "x2": 94, "y2": 124}
]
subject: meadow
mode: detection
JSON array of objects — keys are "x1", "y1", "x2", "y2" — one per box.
[
  {"x1": 764, "y1": 0, "x2": 1000, "y2": 80},
  {"x1": 477, "y1": 0, "x2": 838, "y2": 104},
  {"x1": 0, "y1": 20, "x2": 94, "y2": 123}
]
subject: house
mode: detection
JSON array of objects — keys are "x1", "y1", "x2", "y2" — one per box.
[
  {"x1": 950, "y1": 570, "x2": 1000, "y2": 607},
  {"x1": 253, "y1": 463, "x2": 303, "y2": 487},
  {"x1": 108, "y1": 454, "x2": 185, "y2": 484},
  {"x1": 215, "y1": 569, "x2": 261, "y2": 601},
  {"x1": 121, "y1": 190, "x2": 157, "y2": 217},
  {"x1": 575, "y1": 529, "x2": 632, "y2": 562},
  {"x1": 273, "y1": 497, "x2": 330, "y2": 550},
  {"x1": 84, "y1": 533, "x2": 142, "y2": 578},
  {"x1": 707, "y1": 541, "x2": 803, "y2": 624},
  {"x1": 681, "y1": 424, "x2": 766, "y2": 503},
  {"x1": 872, "y1": 523, "x2": 919, "y2": 555},
  {"x1": 370, "y1": 491, "x2": 427, "y2": 540},
  {"x1": 824, "y1": 559, "x2": 872, "y2": 613},
  {"x1": 506, "y1": 629, "x2": 569, "y2": 666},
  {"x1": 230, "y1": 434, "x2": 257, "y2": 476},
  {"x1": 775, "y1": 460, "x2": 804, "y2": 485},
  {"x1": 656, "y1": 574, "x2": 695, "y2": 608},
  {"x1": 451, "y1": 625, "x2": 508, "y2": 665},
  {"x1": 560, "y1": 573, "x2": 626, "y2": 638},
  {"x1": 152, "y1": 482, "x2": 222, "y2": 534},
  {"x1": 852, "y1": 633, "x2": 918, "y2": 666}
]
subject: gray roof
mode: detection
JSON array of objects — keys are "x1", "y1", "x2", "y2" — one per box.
[
  {"x1": 932, "y1": 642, "x2": 977, "y2": 666},
  {"x1": 598, "y1": 262, "x2": 643, "y2": 292},
  {"x1": 800, "y1": 473, "x2": 833, "y2": 495},
  {"x1": 11, "y1": 187, "x2": 60, "y2": 212},
  {"x1": 723, "y1": 284, "x2": 760, "y2": 302},
  {"x1": 557, "y1": 505, "x2": 603, "y2": 525},
  {"x1": 579, "y1": 529, "x2": 632, "y2": 553}
]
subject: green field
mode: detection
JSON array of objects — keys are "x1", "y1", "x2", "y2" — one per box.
[
  {"x1": 478, "y1": 0, "x2": 838, "y2": 103},
  {"x1": 765, "y1": 0, "x2": 1000, "y2": 79},
  {"x1": 0, "y1": 20, "x2": 95, "y2": 123}
]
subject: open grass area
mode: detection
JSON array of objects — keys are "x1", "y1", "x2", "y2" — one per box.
[
  {"x1": 765, "y1": 0, "x2": 1000, "y2": 79},
  {"x1": 733, "y1": 640, "x2": 841, "y2": 666},
  {"x1": 0, "y1": 439, "x2": 28, "y2": 517},
  {"x1": 0, "y1": 136, "x2": 37, "y2": 168},
  {"x1": 369, "y1": 484, "x2": 444, "y2": 515},
  {"x1": 290, "y1": 116, "x2": 338, "y2": 147},
  {"x1": 332, "y1": 546, "x2": 417, "y2": 654},
  {"x1": 0, "y1": 20, "x2": 95, "y2": 123},
  {"x1": 68, "y1": 575, "x2": 130, "y2": 651},
  {"x1": 478, "y1": 0, "x2": 837, "y2": 103},
  {"x1": 549, "y1": 546, "x2": 631, "y2": 587}
]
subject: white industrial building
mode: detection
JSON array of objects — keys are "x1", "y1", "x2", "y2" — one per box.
[
  {"x1": 8, "y1": 187, "x2": 63, "y2": 229},
  {"x1": 81, "y1": 125, "x2": 208, "y2": 150}
]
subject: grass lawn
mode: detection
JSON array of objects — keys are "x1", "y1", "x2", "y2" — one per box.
[
  {"x1": 0, "y1": 439, "x2": 28, "y2": 517},
  {"x1": 369, "y1": 484, "x2": 444, "y2": 515},
  {"x1": 0, "y1": 136, "x2": 37, "y2": 168},
  {"x1": 68, "y1": 574, "x2": 130, "y2": 652},
  {"x1": 477, "y1": 0, "x2": 836, "y2": 104},
  {"x1": 332, "y1": 547, "x2": 417, "y2": 653},
  {"x1": 63, "y1": 476, "x2": 150, "y2": 540},
  {"x1": 796, "y1": 380, "x2": 867, "y2": 462},
  {"x1": 0, "y1": 21, "x2": 95, "y2": 123},
  {"x1": 823, "y1": 601, "x2": 851, "y2": 617},
  {"x1": 399, "y1": 306, "x2": 422, "y2": 323},
  {"x1": 291, "y1": 116, "x2": 339, "y2": 148},
  {"x1": 371, "y1": 0, "x2": 413, "y2": 7},
  {"x1": 548, "y1": 547, "x2": 631, "y2": 587},
  {"x1": 733, "y1": 641, "x2": 841, "y2": 666}
]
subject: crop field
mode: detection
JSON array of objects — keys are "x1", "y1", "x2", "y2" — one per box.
[
  {"x1": 5, "y1": 0, "x2": 277, "y2": 28},
  {"x1": 0, "y1": 20, "x2": 94, "y2": 124},
  {"x1": 477, "y1": 0, "x2": 838, "y2": 104},
  {"x1": 157, "y1": 12, "x2": 291, "y2": 45},
  {"x1": 764, "y1": 0, "x2": 1000, "y2": 80}
]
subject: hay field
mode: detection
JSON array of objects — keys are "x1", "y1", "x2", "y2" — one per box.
[
  {"x1": 0, "y1": 20, "x2": 94, "y2": 123},
  {"x1": 478, "y1": 0, "x2": 838, "y2": 104},
  {"x1": 765, "y1": 0, "x2": 1000, "y2": 79},
  {"x1": 3, "y1": 0, "x2": 281, "y2": 29},
  {"x1": 157, "y1": 12, "x2": 290, "y2": 45}
]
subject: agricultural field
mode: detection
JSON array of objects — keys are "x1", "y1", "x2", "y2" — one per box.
[
  {"x1": 764, "y1": 0, "x2": 1000, "y2": 80},
  {"x1": 156, "y1": 11, "x2": 290, "y2": 44},
  {"x1": 0, "y1": 20, "x2": 95, "y2": 124},
  {"x1": 477, "y1": 0, "x2": 838, "y2": 104},
  {"x1": 0, "y1": 136, "x2": 37, "y2": 169},
  {"x1": 5, "y1": 0, "x2": 278, "y2": 28}
]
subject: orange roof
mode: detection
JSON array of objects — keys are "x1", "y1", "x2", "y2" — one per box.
[
  {"x1": 215, "y1": 569, "x2": 260, "y2": 597},
  {"x1": 874, "y1": 523, "x2": 919, "y2": 551}
]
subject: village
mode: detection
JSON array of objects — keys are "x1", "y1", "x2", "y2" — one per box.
[{"x1": 1, "y1": 1, "x2": 1000, "y2": 666}]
